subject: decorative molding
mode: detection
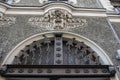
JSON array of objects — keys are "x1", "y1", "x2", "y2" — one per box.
[
  {"x1": 28, "y1": 9, "x2": 87, "y2": 30},
  {"x1": 0, "y1": 5, "x2": 7, "y2": 13},
  {"x1": 109, "y1": 18, "x2": 120, "y2": 22},
  {"x1": 0, "y1": 16, "x2": 16, "y2": 25},
  {"x1": 0, "y1": 2, "x2": 106, "y2": 17},
  {"x1": 108, "y1": 15, "x2": 120, "y2": 22}
]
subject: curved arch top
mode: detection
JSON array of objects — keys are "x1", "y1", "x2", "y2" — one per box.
[{"x1": 2, "y1": 31, "x2": 113, "y2": 65}]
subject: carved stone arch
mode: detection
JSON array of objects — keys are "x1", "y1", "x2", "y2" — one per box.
[
  {"x1": 0, "y1": 32, "x2": 117, "y2": 80},
  {"x1": 2, "y1": 31, "x2": 113, "y2": 65}
]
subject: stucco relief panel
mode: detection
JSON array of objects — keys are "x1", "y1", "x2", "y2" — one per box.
[{"x1": 28, "y1": 9, "x2": 88, "y2": 31}]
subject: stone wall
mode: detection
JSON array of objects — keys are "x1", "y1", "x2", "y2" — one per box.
[
  {"x1": 75, "y1": 0, "x2": 102, "y2": 8},
  {"x1": 112, "y1": 22, "x2": 120, "y2": 39}
]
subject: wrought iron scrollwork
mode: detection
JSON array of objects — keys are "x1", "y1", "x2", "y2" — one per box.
[
  {"x1": 13, "y1": 56, "x2": 21, "y2": 65},
  {"x1": 75, "y1": 42, "x2": 84, "y2": 54},
  {"x1": 42, "y1": 35, "x2": 52, "y2": 64},
  {"x1": 13, "y1": 34, "x2": 101, "y2": 65},
  {"x1": 43, "y1": 35, "x2": 51, "y2": 52},
  {"x1": 66, "y1": 38, "x2": 75, "y2": 51}
]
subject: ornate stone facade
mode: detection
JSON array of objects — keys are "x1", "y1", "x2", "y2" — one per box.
[
  {"x1": 28, "y1": 9, "x2": 87, "y2": 30},
  {"x1": 0, "y1": 0, "x2": 120, "y2": 80}
]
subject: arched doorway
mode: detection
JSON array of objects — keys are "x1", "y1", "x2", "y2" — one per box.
[{"x1": 0, "y1": 32, "x2": 115, "y2": 80}]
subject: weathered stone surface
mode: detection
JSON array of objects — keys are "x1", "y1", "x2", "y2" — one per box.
[
  {"x1": 112, "y1": 22, "x2": 120, "y2": 39},
  {"x1": 12, "y1": 0, "x2": 41, "y2": 6},
  {"x1": 110, "y1": 22, "x2": 120, "y2": 64},
  {"x1": 0, "y1": 15, "x2": 119, "y2": 65},
  {"x1": 0, "y1": 15, "x2": 48, "y2": 64},
  {"x1": 75, "y1": 0, "x2": 102, "y2": 8}
]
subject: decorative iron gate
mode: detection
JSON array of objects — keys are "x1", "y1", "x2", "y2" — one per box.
[
  {"x1": 0, "y1": 33, "x2": 116, "y2": 79},
  {"x1": 12, "y1": 33, "x2": 101, "y2": 65}
]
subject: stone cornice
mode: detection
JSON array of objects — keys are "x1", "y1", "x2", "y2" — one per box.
[
  {"x1": 0, "y1": 2, "x2": 107, "y2": 17},
  {"x1": 0, "y1": 2, "x2": 120, "y2": 22},
  {"x1": 108, "y1": 15, "x2": 120, "y2": 22}
]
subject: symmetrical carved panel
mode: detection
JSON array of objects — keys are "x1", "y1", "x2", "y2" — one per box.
[
  {"x1": 13, "y1": 33, "x2": 100, "y2": 65},
  {"x1": 28, "y1": 9, "x2": 87, "y2": 30}
]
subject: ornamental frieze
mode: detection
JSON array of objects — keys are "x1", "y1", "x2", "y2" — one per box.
[
  {"x1": 0, "y1": 17, "x2": 16, "y2": 26},
  {"x1": 28, "y1": 9, "x2": 87, "y2": 30}
]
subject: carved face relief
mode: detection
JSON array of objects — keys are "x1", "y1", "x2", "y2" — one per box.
[{"x1": 28, "y1": 9, "x2": 87, "y2": 30}]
